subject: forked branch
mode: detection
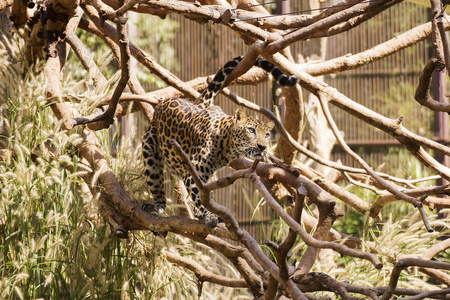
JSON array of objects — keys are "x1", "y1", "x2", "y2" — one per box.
[
  {"x1": 69, "y1": 16, "x2": 131, "y2": 128},
  {"x1": 168, "y1": 139, "x2": 382, "y2": 285}
]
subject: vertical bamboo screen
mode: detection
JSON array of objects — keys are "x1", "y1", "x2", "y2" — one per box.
[
  {"x1": 138, "y1": 2, "x2": 433, "y2": 242},
  {"x1": 325, "y1": 3, "x2": 432, "y2": 170}
]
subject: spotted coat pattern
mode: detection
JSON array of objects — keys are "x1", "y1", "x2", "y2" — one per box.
[{"x1": 142, "y1": 56, "x2": 298, "y2": 226}]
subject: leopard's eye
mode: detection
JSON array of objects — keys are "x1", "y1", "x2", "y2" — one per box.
[
  {"x1": 247, "y1": 127, "x2": 256, "y2": 134},
  {"x1": 265, "y1": 132, "x2": 270, "y2": 138}
]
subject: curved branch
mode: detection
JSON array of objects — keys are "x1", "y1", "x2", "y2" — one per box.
[
  {"x1": 236, "y1": 0, "x2": 363, "y2": 29},
  {"x1": 164, "y1": 250, "x2": 249, "y2": 288},
  {"x1": 414, "y1": 57, "x2": 450, "y2": 112},
  {"x1": 309, "y1": 0, "x2": 401, "y2": 39},
  {"x1": 292, "y1": 272, "x2": 369, "y2": 300},
  {"x1": 422, "y1": 237, "x2": 450, "y2": 260},
  {"x1": 402, "y1": 288, "x2": 450, "y2": 300},
  {"x1": 381, "y1": 258, "x2": 450, "y2": 300},
  {"x1": 370, "y1": 184, "x2": 450, "y2": 217},
  {"x1": 265, "y1": 0, "x2": 397, "y2": 54}
]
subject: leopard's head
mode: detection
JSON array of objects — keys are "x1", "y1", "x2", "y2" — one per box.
[{"x1": 232, "y1": 109, "x2": 274, "y2": 158}]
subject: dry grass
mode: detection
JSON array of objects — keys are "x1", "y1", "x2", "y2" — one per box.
[{"x1": 0, "y1": 33, "x2": 252, "y2": 299}]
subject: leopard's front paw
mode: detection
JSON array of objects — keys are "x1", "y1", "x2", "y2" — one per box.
[
  {"x1": 204, "y1": 213, "x2": 223, "y2": 227},
  {"x1": 140, "y1": 202, "x2": 166, "y2": 214},
  {"x1": 153, "y1": 202, "x2": 166, "y2": 214}
]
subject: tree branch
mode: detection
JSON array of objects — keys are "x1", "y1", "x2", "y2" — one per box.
[
  {"x1": 414, "y1": 57, "x2": 450, "y2": 112},
  {"x1": 301, "y1": 19, "x2": 447, "y2": 76},
  {"x1": 69, "y1": 16, "x2": 131, "y2": 127},
  {"x1": 164, "y1": 250, "x2": 249, "y2": 288},
  {"x1": 169, "y1": 139, "x2": 307, "y2": 299},
  {"x1": 315, "y1": 91, "x2": 432, "y2": 231},
  {"x1": 381, "y1": 258, "x2": 450, "y2": 300}
]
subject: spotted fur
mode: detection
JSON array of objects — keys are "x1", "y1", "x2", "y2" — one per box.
[{"x1": 142, "y1": 57, "x2": 298, "y2": 227}]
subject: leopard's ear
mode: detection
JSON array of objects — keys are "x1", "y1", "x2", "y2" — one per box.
[
  {"x1": 266, "y1": 120, "x2": 275, "y2": 131},
  {"x1": 234, "y1": 109, "x2": 247, "y2": 121}
]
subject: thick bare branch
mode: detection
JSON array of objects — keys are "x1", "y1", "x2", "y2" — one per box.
[
  {"x1": 236, "y1": 0, "x2": 362, "y2": 29},
  {"x1": 292, "y1": 273, "x2": 367, "y2": 300},
  {"x1": 437, "y1": 13, "x2": 450, "y2": 76},
  {"x1": 301, "y1": 19, "x2": 448, "y2": 76},
  {"x1": 309, "y1": 0, "x2": 402, "y2": 39},
  {"x1": 370, "y1": 184, "x2": 450, "y2": 217},
  {"x1": 402, "y1": 288, "x2": 450, "y2": 300},
  {"x1": 87, "y1": 0, "x2": 140, "y2": 21},
  {"x1": 265, "y1": 0, "x2": 398, "y2": 54}
]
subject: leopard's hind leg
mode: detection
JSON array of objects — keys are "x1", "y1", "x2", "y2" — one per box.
[
  {"x1": 184, "y1": 175, "x2": 221, "y2": 227},
  {"x1": 142, "y1": 124, "x2": 166, "y2": 214}
]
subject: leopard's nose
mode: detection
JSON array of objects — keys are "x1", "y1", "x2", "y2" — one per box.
[{"x1": 258, "y1": 144, "x2": 266, "y2": 152}]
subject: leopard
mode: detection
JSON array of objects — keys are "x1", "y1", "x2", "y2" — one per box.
[{"x1": 142, "y1": 56, "x2": 299, "y2": 227}]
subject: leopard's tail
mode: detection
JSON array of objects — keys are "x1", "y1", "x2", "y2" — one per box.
[
  {"x1": 255, "y1": 58, "x2": 299, "y2": 87},
  {"x1": 196, "y1": 56, "x2": 299, "y2": 108}
]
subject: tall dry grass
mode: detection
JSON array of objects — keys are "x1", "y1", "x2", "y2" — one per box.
[{"x1": 0, "y1": 32, "x2": 251, "y2": 299}]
